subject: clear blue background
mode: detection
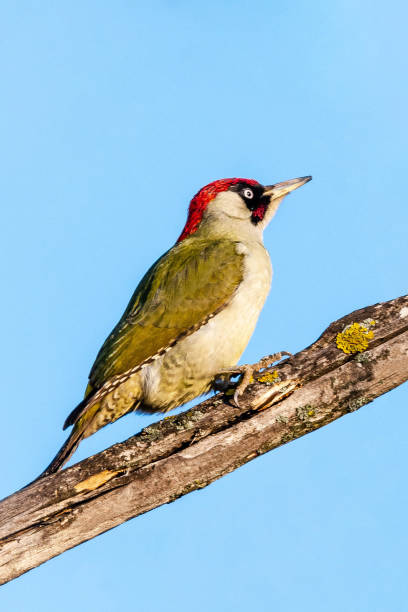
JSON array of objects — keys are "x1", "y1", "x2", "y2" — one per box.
[{"x1": 1, "y1": 1, "x2": 407, "y2": 610}]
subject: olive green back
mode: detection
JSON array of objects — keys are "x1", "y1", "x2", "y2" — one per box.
[{"x1": 88, "y1": 238, "x2": 244, "y2": 390}]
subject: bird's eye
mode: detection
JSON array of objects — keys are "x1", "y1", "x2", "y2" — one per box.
[{"x1": 243, "y1": 188, "x2": 254, "y2": 199}]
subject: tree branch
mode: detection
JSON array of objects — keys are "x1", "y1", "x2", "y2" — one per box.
[{"x1": 1, "y1": 295, "x2": 407, "y2": 585}]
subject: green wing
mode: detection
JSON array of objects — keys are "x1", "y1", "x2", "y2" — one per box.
[{"x1": 88, "y1": 238, "x2": 244, "y2": 391}]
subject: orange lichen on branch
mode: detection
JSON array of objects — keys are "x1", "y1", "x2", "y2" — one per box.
[
  {"x1": 257, "y1": 369, "x2": 280, "y2": 384},
  {"x1": 336, "y1": 320, "x2": 375, "y2": 354}
]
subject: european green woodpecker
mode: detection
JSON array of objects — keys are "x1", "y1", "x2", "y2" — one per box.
[{"x1": 41, "y1": 175, "x2": 311, "y2": 476}]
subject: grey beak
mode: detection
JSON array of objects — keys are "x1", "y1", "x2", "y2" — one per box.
[{"x1": 263, "y1": 175, "x2": 312, "y2": 199}]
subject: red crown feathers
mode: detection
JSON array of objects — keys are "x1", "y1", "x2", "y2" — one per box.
[{"x1": 177, "y1": 178, "x2": 259, "y2": 242}]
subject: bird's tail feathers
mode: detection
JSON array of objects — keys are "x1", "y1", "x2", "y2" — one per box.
[
  {"x1": 36, "y1": 402, "x2": 101, "y2": 480},
  {"x1": 63, "y1": 397, "x2": 88, "y2": 430},
  {"x1": 63, "y1": 382, "x2": 95, "y2": 430},
  {"x1": 36, "y1": 393, "x2": 139, "y2": 482}
]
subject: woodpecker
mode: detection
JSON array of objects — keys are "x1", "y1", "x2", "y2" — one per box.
[{"x1": 41, "y1": 175, "x2": 311, "y2": 476}]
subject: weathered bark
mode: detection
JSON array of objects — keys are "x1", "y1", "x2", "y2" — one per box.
[{"x1": 0, "y1": 295, "x2": 407, "y2": 585}]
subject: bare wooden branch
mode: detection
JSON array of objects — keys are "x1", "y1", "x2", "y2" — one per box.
[{"x1": 1, "y1": 295, "x2": 407, "y2": 585}]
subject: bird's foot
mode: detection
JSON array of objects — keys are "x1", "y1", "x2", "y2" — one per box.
[{"x1": 214, "y1": 351, "x2": 292, "y2": 407}]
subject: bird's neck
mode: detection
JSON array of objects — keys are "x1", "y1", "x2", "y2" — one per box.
[{"x1": 193, "y1": 212, "x2": 265, "y2": 245}]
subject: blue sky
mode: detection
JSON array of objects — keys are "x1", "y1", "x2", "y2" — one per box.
[{"x1": 1, "y1": 1, "x2": 407, "y2": 610}]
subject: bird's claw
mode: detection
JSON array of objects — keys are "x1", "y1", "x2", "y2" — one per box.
[
  {"x1": 215, "y1": 351, "x2": 292, "y2": 407},
  {"x1": 233, "y1": 388, "x2": 242, "y2": 408},
  {"x1": 256, "y1": 351, "x2": 293, "y2": 371}
]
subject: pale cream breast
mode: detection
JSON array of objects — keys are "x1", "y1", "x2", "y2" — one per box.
[{"x1": 140, "y1": 240, "x2": 272, "y2": 410}]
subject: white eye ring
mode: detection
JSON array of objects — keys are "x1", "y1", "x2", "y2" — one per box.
[{"x1": 243, "y1": 188, "x2": 254, "y2": 199}]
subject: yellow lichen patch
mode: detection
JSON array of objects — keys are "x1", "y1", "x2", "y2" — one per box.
[
  {"x1": 336, "y1": 321, "x2": 375, "y2": 354},
  {"x1": 257, "y1": 369, "x2": 280, "y2": 384},
  {"x1": 74, "y1": 469, "x2": 120, "y2": 493},
  {"x1": 308, "y1": 408, "x2": 315, "y2": 417}
]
